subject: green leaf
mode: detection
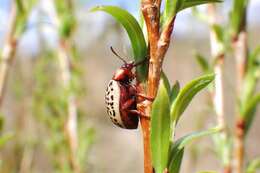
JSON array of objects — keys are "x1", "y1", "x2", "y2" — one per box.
[
  {"x1": 91, "y1": 6, "x2": 147, "y2": 82},
  {"x1": 151, "y1": 80, "x2": 171, "y2": 173},
  {"x1": 195, "y1": 53, "x2": 210, "y2": 73},
  {"x1": 179, "y1": 0, "x2": 222, "y2": 13},
  {"x1": 246, "y1": 158, "x2": 260, "y2": 173},
  {"x1": 168, "y1": 127, "x2": 220, "y2": 173},
  {"x1": 174, "y1": 126, "x2": 220, "y2": 149},
  {"x1": 161, "y1": 71, "x2": 171, "y2": 95},
  {"x1": 162, "y1": 0, "x2": 221, "y2": 25},
  {"x1": 212, "y1": 24, "x2": 224, "y2": 43},
  {"x1": 248, "y1": 46, "x2": 260, "y2": 70},
  {"x1": 162, "y1": 0, "x2": 184, "y2": 25},
  {"x1": 230, "y1": 0, "x2": 248, "y2": 38},
  {"x1": 170, "y1": 81, "x2": 180, "y2": 104},
  {"x1": 168, "y1": 145, "x2": 184, "y2": 173},
  {"x1": 241, "y1": 93, "x2": 260, "y2": 134},
  {"x1": 170, "y1": 74, "x2": 215, "y2": 123}
]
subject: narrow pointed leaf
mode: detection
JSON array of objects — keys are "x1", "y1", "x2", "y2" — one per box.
[
  {"x1": 168, "y1": 127, "x2": 220, "y2": 173},
  {"x1": 151, "y1": 80, "x2": 171, "y2": 173},
  {"x1": 163, "y1": 0, "x2": 221, "y2": 27},
  {"x1": 170, "y1": 74, "x2": 215, "y2": 123},
  {"x1": 241, "y1": 93, "x2": 260, "y2": 134},
  {"x1": 162, "y1": 0, "x2": 184, "y2": 25},
  {"x1": 212, "y1": 24, "x2": 224, "y2": 43},
  {"x1": 230, "y1": 0, "x2": 248, "y2": 37},
  {"x1": 91, "y1": 6, "x2": 147, "y2": 81},
  {"x1": 174, "y1": 126, "x2": 220, "y2": 149},
  {"x1": 168, "y1": 145, "x2": 184, "y2": 173},
  {"x1": 249, "y1": 46, "x2": 260, "y2": 68},
  {"x1": 179, "y1": 0, "x2": 222, "y2": 13},
  {"x1": 195, "y1": 53, "x2": 211, "y2": 73},
  {"x1": 161, "y1": 71, "x2": 171, "y2": 95},
  {"x1": 170, "y1": 81, "x2": 180, "y2": 104}
]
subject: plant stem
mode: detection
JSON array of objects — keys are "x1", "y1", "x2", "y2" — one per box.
[
  {"x1": 0, "y1": 1, "x2": 18, "y2": 106},
  {"x1": 53, "y1": 1, "x2": 79, "y2": 171},
  {"x1": 234, "y1": 118, "x2": 245, "y2": 173},
  {"x1": 140, "y1": 1, "x2": 175, "y2": 173},
  {"x1": 207, "y1": 4, "x2": 231, "y2": 173},
  {"x1": 232, "y1": 7, "x2": 248, "y2": 173},
  {"x1": 58, "y1": 38, "x2": 80, "y2": 173}
]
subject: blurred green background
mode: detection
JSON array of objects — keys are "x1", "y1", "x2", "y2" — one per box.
[{"x1": 0, "y1": 0, "x2": 259, "y2": 173}]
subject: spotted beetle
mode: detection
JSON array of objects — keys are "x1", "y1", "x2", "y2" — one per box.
[{"x1": 105, "y1": 47, "x2": 148, "y2": 129}]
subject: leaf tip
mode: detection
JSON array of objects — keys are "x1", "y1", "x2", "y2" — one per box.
[{"x1": 90, "y1": 5, "x2": 103, "y2": 12}]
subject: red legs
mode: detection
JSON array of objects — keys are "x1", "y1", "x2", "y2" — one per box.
[
  {"x1": 121, "y1": 98, "x2": 150, "y2": 119},
  {"x1": 121, "y1": 98, "x2": 135, "y2": 110},
  {"x1": 130, "y1": 84, "x2": 155, "y2": 102},
  {"x1": 128, "y1": 110, "x2": 150, "y2": 119},
  {"x1": 122, "y1": 84, "x2": 154, "y2": 119},
  {"x1": 136, "y1": 93, "x2": 154, "y2": 102}
]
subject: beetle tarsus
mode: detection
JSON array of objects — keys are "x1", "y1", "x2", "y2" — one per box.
[
  {"x1": 128, "y1": 110, "x2": 150, "y2": 119},
  {"x1": 137, "y1": 93, "x2": 155, "y2": 102}
]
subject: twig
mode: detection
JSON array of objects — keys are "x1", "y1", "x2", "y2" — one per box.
[
  {"x1": 139, "y1": 1, "x2": 160, "y2": 173},
  {"x1": 232, "y1": 6, "x2": 248, "y2": 173},
  {"x1": 140, "y1": 1, "x2": 176, "y2": 173},
  {"x1": 52, "y1": 1, "x2": 79, "y2": 172},
  {"x1": 0, "y1": 1, "x2": 18, "y2": 106},
  {"x1": 207, "y1": 4, "x2": 231, "y2": 173},
  {"x1": 57, "y1": 40, "x2": 79, "y2": 172}
]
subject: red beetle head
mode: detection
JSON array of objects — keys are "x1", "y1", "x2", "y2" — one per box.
[
  {"x1": 113, "y1": 62, "x2": 135, "y2": 83},
  {"x1": 110, "y1": 47, "x2": 146, "y2": 84}
]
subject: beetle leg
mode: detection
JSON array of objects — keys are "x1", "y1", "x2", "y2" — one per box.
[
  {"x1": 121, "y1": 98, "x2": 135, "y2": 110},
  {"x1": 136, "y1": 93, "x2": 154, "y2": 102},
  {"x1": 128, "y1": 110, "x2": 150, "y2": 119}
]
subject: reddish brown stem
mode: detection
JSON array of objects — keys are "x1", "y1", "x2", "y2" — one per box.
[
  {"x1": 232, "y1": 11, "x2": 248, "y2": 173},
  {"x1": 140, "y1": 1, "x2": 160, "y2": 173},
  {"x1": 140, "y1": 1, "x2": 175, "y2": 173},
  {"x1": 232, "y1": 12, "x2": 248, "y2": 173},
  {"x1": 234, "y1": 118, "x2": 245, "y2": 173}
]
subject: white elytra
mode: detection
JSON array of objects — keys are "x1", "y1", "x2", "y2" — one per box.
[{"x1": 105, "y1": 80, "x2": 125, "y2": 128}]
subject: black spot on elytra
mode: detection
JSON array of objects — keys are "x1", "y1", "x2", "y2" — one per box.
[
  {"x1": 112, "y1": 110, "x2": 115, "y2": 116},
  {"x1": 110, "y1": 95, "x2": 114, "y2": 100}
]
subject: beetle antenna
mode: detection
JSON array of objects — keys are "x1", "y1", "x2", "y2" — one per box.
[{"x1": 110, "y1": 47, "x2": 127, "y2": 64}]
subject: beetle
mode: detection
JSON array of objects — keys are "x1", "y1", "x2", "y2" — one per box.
[{"x1": 105, "y1": 47, "x2": 149, "y2": 129}]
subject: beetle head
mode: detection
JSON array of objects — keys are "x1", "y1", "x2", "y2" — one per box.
[
  {"x1": 110, "y1": 47, "x2": 146, "y2": 84},
  {"x1": 113, "y1": 62, "x2": 135, "y2": 83}
]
